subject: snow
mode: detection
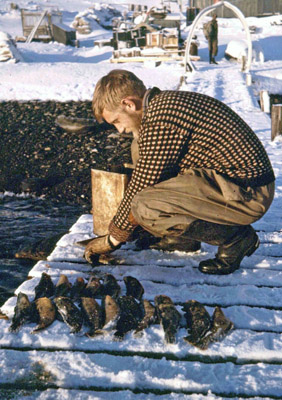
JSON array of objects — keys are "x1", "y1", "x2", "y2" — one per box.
[
  {"x1": 1, "y1": 389, "x2": 225, "y2": 400},
  {"x1": 2, "y1": 349, "x2": 282, "y2": 396},
  {"x1": 1, "y1": 0, "x2": 282, "y2": 398}
]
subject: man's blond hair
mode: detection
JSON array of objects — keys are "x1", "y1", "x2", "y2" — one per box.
[{"x1": 92, "y1": 69, "x2": 146, "y2": 122}]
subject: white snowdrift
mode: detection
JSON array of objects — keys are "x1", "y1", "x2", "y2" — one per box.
[
  {"x1": 225, "y1": 39, "x2": 264, "y2": 63},
  {"x1": 0, "y1": 31, "x2": 23, "y2": 62}
]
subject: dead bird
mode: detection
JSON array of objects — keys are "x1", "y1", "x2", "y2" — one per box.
[
  {"x1": 31, "y1": 297, "x2": 56, "y2": 333},
  {"x1": 102, "y1": 274, "x2": 121, "y2": 299},
  {"x1": 114, "y1": 295, "x2": 144, "y2": 341},
  {"x1": 154, "y1": 295, "x2": 174, "y2": 320},
  {"x1": 9, "y1": 292, "x2": 34, "y2": 333},
  {"x1": 55, "y1": 115, "x2": 97, "y2": 133},
  {"x1": 210, "y1": 306, "x2": 234, "y2": 340},
  {"x1": 154, "y1": 295, "x2": 181, "y2": 344},
  {"x1": 80, "y1": 297, "x2": 103, "y2": 337},
  {"x1": 34, "y1": 272, "x2": 55, "y2": 300},
  {"x1": 70, "y1": 277, "x2": 86, "y2": 301},
  {"x1": 102, "y1": 295, "x2": 120, "y2": 327},
  {"x1": 134, "y1": 299, "x2": 157, "y2": 337},
  {"x1": 54, "y1": 274, "x2": 72, "y2": 298},
  {"x1": 84, "y1": 275, "x2": 104, "y2": 298},
  {"x1": 54, "y1": 296, "x2": 83, "y2": 333},
  {"x1": 182, "y1": 300, "x2": 212, "y2": 347},
  {"x1": 123, "y1": 276, "x2": 144, "y2": 301},
  {"x1": 196, "y1": 306, "x2": 234, "y2": 350}
]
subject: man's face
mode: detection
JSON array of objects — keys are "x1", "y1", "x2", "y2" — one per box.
[{"x1": 102, "y1": 103, "x2": 142, "y2": 138}]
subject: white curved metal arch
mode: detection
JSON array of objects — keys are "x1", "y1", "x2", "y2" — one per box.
[{"x1": 184, "y1": 0, "x2": 252, "y2": 74}]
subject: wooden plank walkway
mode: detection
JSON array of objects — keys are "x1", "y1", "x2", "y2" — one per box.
[{"x1": 1, "y1": 66, "x2": 282, "y2": 399}]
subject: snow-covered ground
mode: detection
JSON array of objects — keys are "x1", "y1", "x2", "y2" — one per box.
[
  {"x1": 0, "y1": 0, "x2": 282, "y2": 100},
  {"x1": 1, "y1": 0, "x2": 282, "y2": 398}
]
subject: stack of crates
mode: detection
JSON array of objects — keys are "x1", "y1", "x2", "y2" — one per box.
[
  {"x1": 146, "y1": 29, "x2": 178, "y2": 50},
  {"x1": 111, "y1": 25, "x2": 154, "y2": 50}
]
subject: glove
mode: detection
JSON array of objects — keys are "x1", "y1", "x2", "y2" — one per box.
[{"x1": 84, "y1": 235, "x2": 122, "y2": 263}]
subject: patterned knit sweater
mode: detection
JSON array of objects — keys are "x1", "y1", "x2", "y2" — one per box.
[{"x1": 109, "y1": 89, "x2": 275, "y2": 241}]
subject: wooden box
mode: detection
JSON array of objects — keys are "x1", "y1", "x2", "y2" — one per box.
[
  {"x1": 52, "y1": 23, "x2": 76, "y2": 46},
  {"x1": 21, "y1": 9, "x2": 62, "y2": 40},
  {"x1": 91, "y1": 169, "x2": 129, "y2": 235}
]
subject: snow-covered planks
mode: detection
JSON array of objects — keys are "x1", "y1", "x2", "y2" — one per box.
[
  {"x1": 1, "y1": 349, "x2": 282, "y2": 397},
  {"x1": 0, "y1": 389, "x2": 236, "y2": 400}
]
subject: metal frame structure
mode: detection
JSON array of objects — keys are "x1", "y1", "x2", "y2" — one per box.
[{"x1": 184, "y1": 0, "x2": 252, "y2": 73}]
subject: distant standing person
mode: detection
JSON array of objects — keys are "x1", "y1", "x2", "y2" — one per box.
[{"x1": 204, "y1": 13, "x2": 218, "y2": 64}]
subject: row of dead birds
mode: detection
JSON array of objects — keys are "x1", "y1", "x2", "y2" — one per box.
[{"x1": 9, "y1": 272, "x2": 234, "y2": 349}]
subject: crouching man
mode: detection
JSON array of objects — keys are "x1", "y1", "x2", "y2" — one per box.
[{"x1": 84, "y1": 69, "x2": 275, "y2": 275}]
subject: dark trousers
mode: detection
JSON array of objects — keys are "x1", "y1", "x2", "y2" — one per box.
[{"x1": 208, "y1": 38, "x2": 218, "y2": 57}]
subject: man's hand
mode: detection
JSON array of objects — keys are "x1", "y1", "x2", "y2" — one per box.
[{"x1": 84, "y1": 235, "x2": 122, "y2": 263}]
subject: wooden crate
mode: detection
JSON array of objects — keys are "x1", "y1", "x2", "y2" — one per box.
[
  {"x1": 21, "y1": 9, "x2": 62, "y2": 40},
  {"x1": 146, "y1": 32, "x2": 163, "y2": 47},
  {"x1": 52, "y1": 23, "x2": 76, "y2": 46},
  {"x1": 163, "y1": 36, "x2": 178, "y2": 49}
]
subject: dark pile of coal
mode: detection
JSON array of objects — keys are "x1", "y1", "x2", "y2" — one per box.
[
  {"x1": 7, "y1": 271, "x2": 234, "y2": 348},
  {"x1": 0, "y1": 101, "x2": 132, "y2": 209}
]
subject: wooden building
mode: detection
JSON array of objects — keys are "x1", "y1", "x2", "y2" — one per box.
[{"x1": 189, "y1": 0, "x2": 282, "y2": 17}]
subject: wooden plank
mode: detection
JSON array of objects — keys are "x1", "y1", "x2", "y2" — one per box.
[
  {"x1": 25, "y1": 259, "x2": 282, "y2": 288},
  {"x1": 48, "y1": 239, "x2": 282, "y2": 267},
  {"x1": 3, "y1": 273, "x2": 282, "y2": 311},
  {"x1": 0, "y1": 388, "x2": 230, "y2": 400},
  {"x1": 1, "y1": 349, "x2": 282, "y2": 397},
  {"x1": 27, "y1": 253, "x2": 282, "y2": 279},
  {"x1": 2, "y1": 302, "x2": 282, "y2": 337},
  {"x1": 271, "y1": 104, "x2": 282, "y2": 141},
  {"x1": 260, "y1": 90, "x2": 270, "y2": 113},
  {"x1": 3, "y1": 321, "x2": 282, "y2": 363},
  {"x1": 3, "y1": 303, "x2": 282, "y2": 361},
  {"x1": 110, "y1": 55, "x2": 200, "y2": 64},
  {"x1": 46, "y1": 238, "x2": 282, "y2": 264}
]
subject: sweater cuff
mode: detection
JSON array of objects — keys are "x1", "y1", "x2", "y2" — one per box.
[{"x1": 108, "y1": 220, "x2": 132, "y2": 242}]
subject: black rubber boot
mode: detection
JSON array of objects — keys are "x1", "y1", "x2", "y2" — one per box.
[
  {"x1": 185, "y1": 221, "x2": 259, "y2": 275},
  {"x1": 211, "y1": 57, "x2": 218, "y2": 65},
  {"x1": 132, "y1": 225, "x2": 201, "y2": 253},
  {"x1": 199, "y1": 225, "x2": 259, "y2": 275},
  {"x1": 150, "y1": 235, "x2": 201, "y2": 253},
  {"x1": 132, "y1": 227, "x2": 159, "y2": 250}
]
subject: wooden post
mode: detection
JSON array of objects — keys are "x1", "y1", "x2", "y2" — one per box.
[
  {"x1": 190, "y1": 41, "x2": 198, "y2": 56},
  {"x1": 245, "y1": 73, "x2": 252, "y2": 86},
  {"x1": 271, "y1": 104, "x2": 282, "y2": 141},
  {"x1": 260, "y1": 90, "x2": 270, "y2": 113},
  {"x1": 241, "y1": 55, "x2": 246, "y2": 72}
]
